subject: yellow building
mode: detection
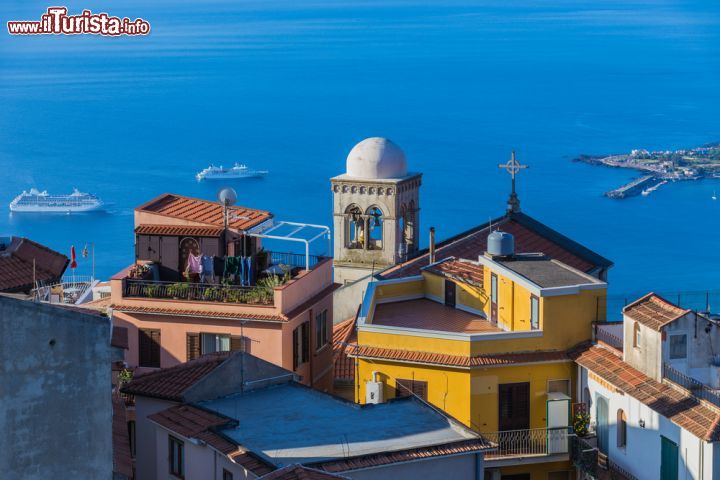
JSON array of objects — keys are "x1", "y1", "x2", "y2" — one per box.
[{"x1": 348, "y1": 232, "x2": 608, "y2": 480}]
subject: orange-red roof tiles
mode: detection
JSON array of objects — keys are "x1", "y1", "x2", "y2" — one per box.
[
  {"x1": 623, "y1": 293, "x2": 691, "y2": 331},
  {"x1": 261, "y1": 464, "x2": 348, "y2": 480},
  {"x1": 135, "y1": 224, "x2": 225, "y2": 237},
  {"x1": 425, "y1": 259, "x2": 484, "y2": 287},
  {"x1": 137, "y1": 194, "x2": 272, "y2": 231},
  {"x1": 348, "y1": 344, "x2": 569, "y2": 368},
  {"x1": 333, "y1": 317, "x2": 357, "y2": 381},
  {"x1": 571, "y1": 344, "x2": 720, "y2": 442},
  {"x1": 382, "y1": 212, "x2": 610, "y2": 279},
  {"x1": 122, "y1": 353, "x2": 231, "y2": 401},
  {"x1": 0, "y1": 237, "x2": 69, "y2": 292},
  {"x1": 311, "y1": 438, "x2": 494, "y2": 473},
  {"x1": 112, "y1": 393, "x2": 133, "y2": 478},
  {"x1": 112, "y1": 304, "x2": 288, "y2": 322}
]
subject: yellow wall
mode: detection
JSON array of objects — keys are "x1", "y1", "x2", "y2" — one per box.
[
  {"x1": 356, "y1": 359, "x2": 472, "y2": 426},
  {"x1": 471, "y1": 362, "x2": 575, "y2": 432},
  {"x1": 355, "y1": 357, "x2": 576, "y2": 433}
]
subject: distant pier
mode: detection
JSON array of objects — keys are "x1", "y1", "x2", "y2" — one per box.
[{"x1": 605, "y1": 175, "x2": 660, "y2": 199}]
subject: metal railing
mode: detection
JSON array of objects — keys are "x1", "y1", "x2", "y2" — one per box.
[
  {"x1": 483, "y1": 427, "x2": 569, "y2": 459},
  {"x1": 122, "y1": 279, "x2": 274, "y2": 305},
  {"x1": 269, "y1": 251, "x2": 321, "y2": 270},
  {"x1": 663, "y1": 363, "x2": 720, "y2": 408},
  {"x1": 571, "y1": 435, "x2": 598, "y2": 477}
]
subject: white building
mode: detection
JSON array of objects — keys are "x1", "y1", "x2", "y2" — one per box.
[{"x1": 575, "y1": 293, "x2": 720, "y2": 480}]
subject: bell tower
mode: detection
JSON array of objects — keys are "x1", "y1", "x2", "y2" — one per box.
[{"x1": 331, "y1": 137, "x2": 422, "y2": 285}]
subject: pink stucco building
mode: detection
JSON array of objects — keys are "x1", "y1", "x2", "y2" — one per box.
[{"x1": 110, "y1": 193, "x2": 335, "y2": 392}]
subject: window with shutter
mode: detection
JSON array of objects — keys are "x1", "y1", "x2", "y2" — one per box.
[
  {"x1": 292, "y1": 328, "x2": 299, "y2": 370},
  {"x1": 186, "y1": 333, "x2": 200, "y2": 361},
  {"x1": 395, "y1": 379, "x2": 428, "y2": 401},
  {"x1": 301, "y1": 321, "x2": 309, "y2": 363},
  {"x1": 230, "y1": 335, "x2": 249, "y2": 353},
  {"x1": 139, "y1": 328, "x2": 161, "y2": 367},
  {"x1": 315, "y1": 309, "x2": 329, "y2": 351}
]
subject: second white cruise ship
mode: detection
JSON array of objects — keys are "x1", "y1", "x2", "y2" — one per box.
[{"x1": 196, "y1": 163, "x2": 269, "y2": 181}]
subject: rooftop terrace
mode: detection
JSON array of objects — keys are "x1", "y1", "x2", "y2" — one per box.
[{"x1": 373, "y1": 299, "x2": 500, "y2": 334}]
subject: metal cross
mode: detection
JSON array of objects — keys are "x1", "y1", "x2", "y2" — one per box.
[{"x1": 498, "y1": 151, "x2": 528, "y2": 213}]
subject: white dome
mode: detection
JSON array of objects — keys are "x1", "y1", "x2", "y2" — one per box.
[{"x1": 346, "y1": 137, "x2": 407, "y2": 179}]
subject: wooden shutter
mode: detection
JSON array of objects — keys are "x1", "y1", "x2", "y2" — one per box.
[
  {"x1": 230, "y1": 335, "x2": 248, "y2": 353},
  {"x1": 200, "y1": 237, "x2": 220, "y2": 257},
  {"x1": 292, "y1": 328, "x2": 299, "y2": 370},
  {"x1": 301, "y1": 322, "x2": 309, "y2": 363},
  {"x1": 412, "y1": 380, "x2": 428, "y2": 400},
  {"x1": 186, "y1": 333, "x2": 200, "y2": 361},
  {"x1": 139, "y1": 329, "x2": 161, "y2": 368}
]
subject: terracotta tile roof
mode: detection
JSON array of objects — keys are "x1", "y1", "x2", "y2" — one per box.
[
  {"x1": 79, "y1": 295, "x2": 112, "y2": 311},
  {"x1": 310, "y1": 438, "x2": 494, "y2": 473},
  {"x1": 425, "y1": 259, "x2": 484, "y2": 287},
  {"x1": 333, "y1": 317, "x2": 357, "y2": 381},
  {"x1": 112, "y1": 393, "x2": 134, "y2": 478},
  {"x1": 571, "y1": 344, "x2": 720, "y2": 442},
  {"x1": 382, "y1": 211, "x2": 611, "y2": 279},
  {"x1": 135, "y1": 224, "x2": 225, "y2": 237},
  {"x1": 623, "y1": 293, "x2": 691, "y2": 331},
  {"x1": 111, "y1": 326, "x2": 129, "y2": 350},
  {"x1": 149, "y1": 404, "x2": 275, "y2": 476},
  {"x1": 122, "y1": 352, "x2": 231, "y2": 401},
  {"x1": 136, "y1": 193, "x2": 271, "y2": 231},
  {"x1": 372, "y1": 299, "x2": 500, "y2": 334},
  {"x1": 261, "y1": 464, "x2": 347, "y2": 479},
  {"x1": 0, "y1": 237, "x2": 69, "y2": 292},
  {"x1": 348, "y1": 344, "x2": 569, "y2": 368},
  {"x1": 111, "y1": 304, "x2": 288, "y2": 322}
]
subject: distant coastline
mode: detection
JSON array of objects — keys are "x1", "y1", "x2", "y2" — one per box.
[{"x1": 574, "y1": 142, "x2": 720, "y2": 199}]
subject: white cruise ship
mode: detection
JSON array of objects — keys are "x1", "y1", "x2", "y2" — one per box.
[
  {"x1": 9, "y1": 188, "x2": 104, "y2": 213},
  {"x1": 196, "y1": 163, "x2": 269, "y2": 181}
]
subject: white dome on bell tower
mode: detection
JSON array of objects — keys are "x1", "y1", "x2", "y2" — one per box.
[{"x1": 346, "y1": 137, "x2": 408, "y2": 179}]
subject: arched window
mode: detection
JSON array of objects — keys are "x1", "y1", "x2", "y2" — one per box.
[
  {"x1": 617, "y1": 409, "x2": 627, "y2": 448},
  {"x1": 179, "y1": 237, "x2": 200, "y2": 280},
  {"x1": 633, "y1": 322, "x2": 641, "y2": 348},
  {"x1": 366, "y1": 206, "x2": 383, "y2": 250},
  {"x1": 405, "y1": 200, "x2": 416, "y2": 251},
  {"x1": 345, "y1": 205, "x2": 364, "y2": 249}
]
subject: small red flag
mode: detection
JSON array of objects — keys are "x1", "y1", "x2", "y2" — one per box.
[{"x1": 70, "y1": 245, "x2": 77, "y2": 269}]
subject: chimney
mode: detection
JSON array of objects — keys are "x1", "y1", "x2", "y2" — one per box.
[{"x1": 429, "y1": 227, "x2": 436, "y2": 264}]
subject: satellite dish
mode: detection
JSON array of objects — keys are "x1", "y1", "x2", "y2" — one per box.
[{"x1": 217, "y1": 187, "x2": 237, "y2": 207}]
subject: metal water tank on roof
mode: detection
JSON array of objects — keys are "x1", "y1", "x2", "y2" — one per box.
[{"x1": 487, "y1": 231, "x2": 514, "y2": 257}]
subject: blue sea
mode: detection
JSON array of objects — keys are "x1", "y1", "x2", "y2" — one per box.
[{"x1": 1, "y1": 0, "x2": 719, "y2": 299}]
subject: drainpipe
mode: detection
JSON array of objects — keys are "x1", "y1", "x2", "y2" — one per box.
[{"x1": 429, "y1": 227, "x2": 436, "y2": 264}]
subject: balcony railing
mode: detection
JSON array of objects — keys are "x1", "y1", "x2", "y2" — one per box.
[
  {"x1": 572, "y1": 435, "x2": 639, "y2": 480},
  {"x1": 270, "y1": 251, "x2": 321, "y2": 270},
  {"x1": 483, "y1": 427, "x2": 569, "y2": 459},
  {"x1": 122, "y1": 279, "x2": 274, "y2": 305},
  {"x1": 663, "y1": 363, "x2": 720, "y2": 409}
]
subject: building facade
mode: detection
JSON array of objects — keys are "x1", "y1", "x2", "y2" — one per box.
[
  {"x1": 110, "y1": 193, "x2": 335, "y2": 392},
  {"x1": 0, "y1": 295, "x2": 115, "y2": 478},
  {"x1": 123, "y1": 352, "x2": 493, "y2": 480},
  {"x1": 345, "y1": 231, "x2": 609, "y2": 480},
  {"x1": 576, "y1": 293, "x2": 720, "y2": 480}
]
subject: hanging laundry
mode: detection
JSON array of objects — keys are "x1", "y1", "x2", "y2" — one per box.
[
  {"x1": 245, "y1": 256, "x2": 253, "y2": 286},
  {"x1": 240, "y1": 256, "x2": 247, "y2": 286},
  {"x1": 187, "y1": 253, "x2": 202, "y2": 274},
  {"x1": 200, "y1": 255, "x2": 214, "y2": 283},
  {"x1": 224, "y1": 256, "x2": 240, "y2": 277},
  {"x1": 213, "y1": 256, "x2": 225, "y2": 277}
]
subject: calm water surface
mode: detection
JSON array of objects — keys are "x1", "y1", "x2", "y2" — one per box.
[{"x1": 1, "y1": 0, "x2": 719, "y2": 296}]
